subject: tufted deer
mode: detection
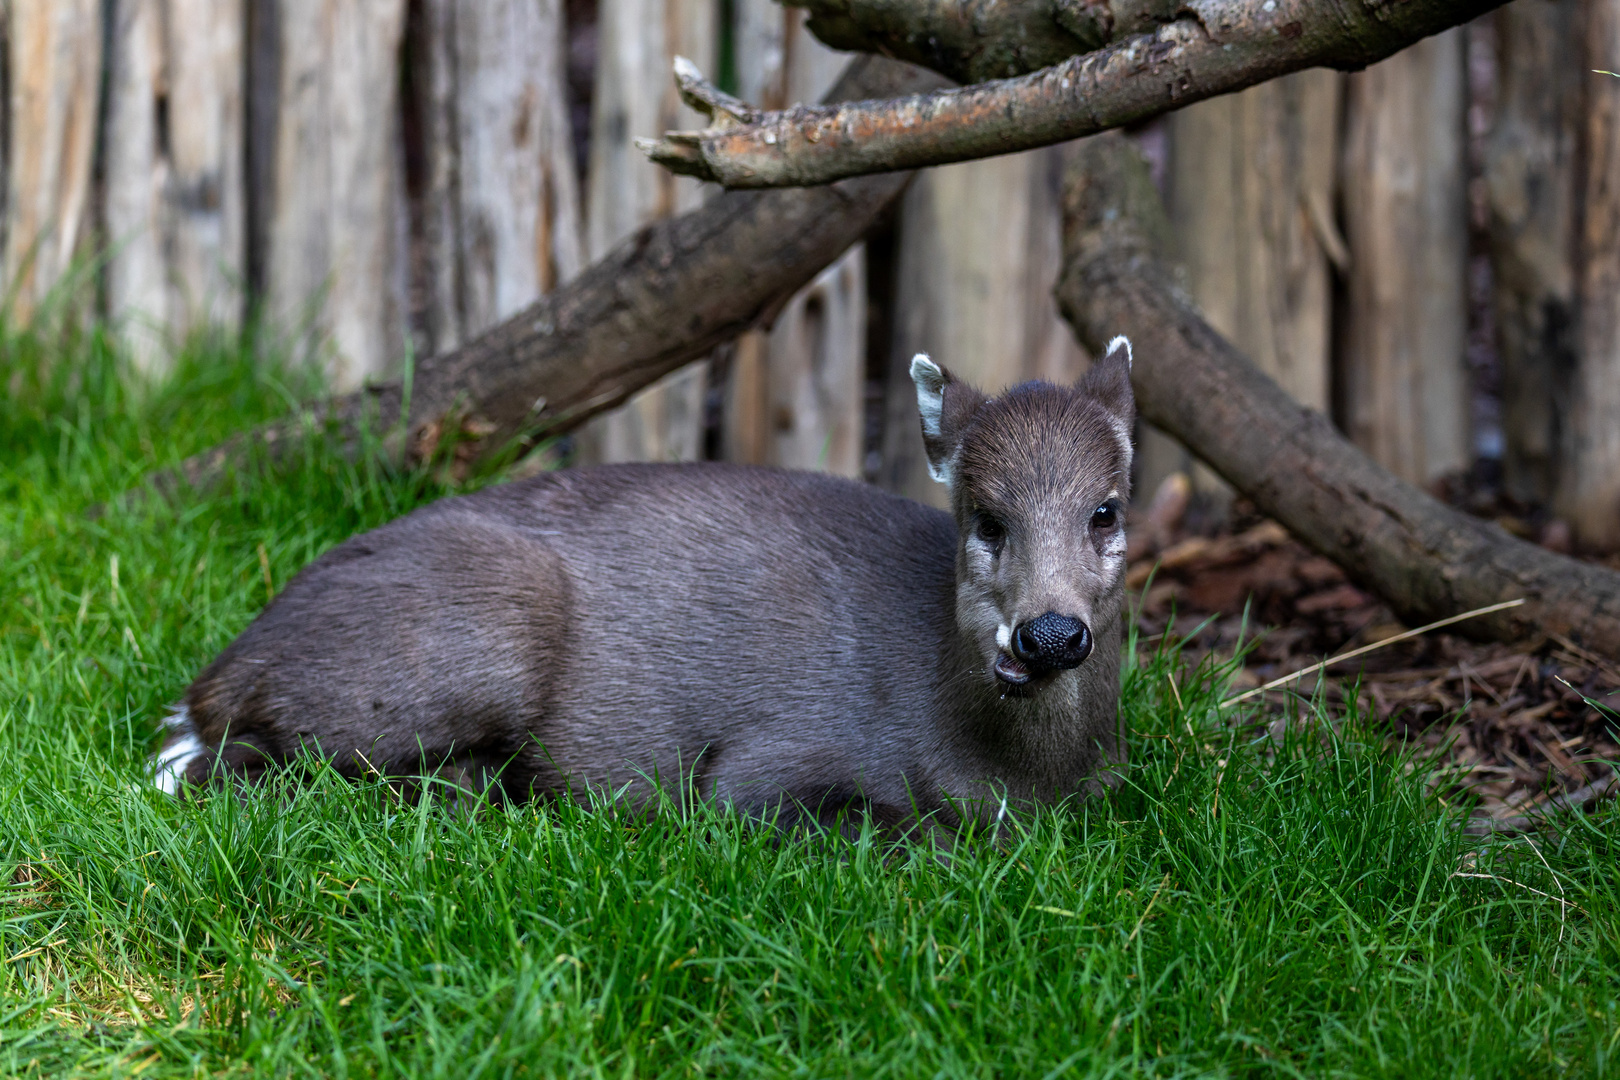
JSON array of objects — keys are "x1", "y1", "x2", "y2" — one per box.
[{"x1": 153, "y1": 339, "x2": 1137, "y2": 831}]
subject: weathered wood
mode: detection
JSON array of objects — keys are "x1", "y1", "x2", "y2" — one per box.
[
  {"x1": 264, "y1": 0, "x2": 408, "y2": 390},
  {"x1": 577, "y1": 0, "x2": 717, "y2": 463},
  {"x1": 3, "y1": 0, "x2": 102, "y2": 322},
  {"x1": 151, "y1": 58, "x2": 942, "y2": 497},
  {"x1": 1485, "y1": 0, "x2": 1580, "y2": 509},
  {"x1": 105, "y1": 0, "x2": 247, "y2": 367},
  {"x1": 1170, "y1": 70, "x2": 1340, "y2": 412},
  {"x1": 1568, "y1": 3, "x2": 1620, "y2": 547},
  {"x1": 723, "y1": 2, "x2": 866, "y2": 475},
  {"x1": 1340, "y1": 29, "x2": 1470, "y2": 487},
  {"x1": 413, "y1": 0, "x2": 584, "y2": 356},
  {"x1": 881, "y1": 144, "x2": 1085, "y2": 506},
  {"x1": 726, "y1": 246, "x2": 866, "y2": 474},
  {"x1": 1058, "y1": 131, "x2": 1620, "y2": 658},
  {"x1": 1139, "y1": 68, "x2": 1341, "y2": 506}
]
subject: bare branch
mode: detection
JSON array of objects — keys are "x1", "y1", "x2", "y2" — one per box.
[
  {"x1": 785, "y1": 0, "x2": 1175, "y2": 84},
  {"x1": 1056, "y1": 132, "x2": 1620, "y2": 660},
  {"x1": 639, "y1": 0, "x2": 1507, "y2": 188},
  {"x1": 147, "y1": 57, "x2": 946, "y2": 499}
]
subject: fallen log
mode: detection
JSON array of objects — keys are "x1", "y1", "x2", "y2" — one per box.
[
  {"x1": 1056, "y1": 132, "x2": 1620, "y2": 659},
  {"x1": 640, "y1": 0, "x2": 1506, "y2": 188},
  {"x1": 148, "y1": 56, "x2": 944, "y2": 499}
]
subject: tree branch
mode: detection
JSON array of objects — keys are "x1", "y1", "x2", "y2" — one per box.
[
  {"x1": 149, "y1": 57, "x2": 945, "y2": 499},
  {"x1": 785, "y1": 0, "x2": 1173, "y2": 85},
  {"x1": 639, "y1": 0, "x2": 1506, "y2": 189},
  {"x1": 1056, "y1": 132, "x2": 1620, "y2": 659}
]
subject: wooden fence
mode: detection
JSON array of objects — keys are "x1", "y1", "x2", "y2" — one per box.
[{"x1": 2, "y1": 0, "x2": 1617, "y2": 547}]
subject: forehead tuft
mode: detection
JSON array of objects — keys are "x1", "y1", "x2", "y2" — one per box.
[{"x1": 955, "y1": 382, "x2": 1131, "y2": 506}]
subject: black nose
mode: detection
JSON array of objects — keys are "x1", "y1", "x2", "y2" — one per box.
[{"x1": 1010, "y1": 613, "x2": 1093, "y2": 671}]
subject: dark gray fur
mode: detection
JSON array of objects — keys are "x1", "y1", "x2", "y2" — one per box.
[{"x1": 159, "y1": 349, "x2": 1136, "y2": 831}]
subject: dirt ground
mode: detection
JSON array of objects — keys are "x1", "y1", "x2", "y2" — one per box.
[{"x1": 1127, "y1": 485, "x2": 1620, "y2": 835}]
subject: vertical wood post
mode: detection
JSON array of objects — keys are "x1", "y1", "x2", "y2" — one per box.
[
  {"x1": 725, "y1": 248, "x2": 866, "y2": 475},
  {"x1": 722, "y1": 2, "x2": 864, "y2": 476},
  {"x1": 3, "y1": 0, "x2": 102, "y2": 323},
  {"x1": 881, "y1": 145, "x2": 1085, "y2": 506},
  {"x1": 1486, "y1": 0, "x2": 1580, "y2": 511},
  {"x1": 1486, "y1": 0, "x2": 1580, "y2": 508},
  {"x1": 1340, "y1": 28, "x2": 1471, "y2": 488},
  {"x1": 1568, "y1": 4, "x2": 1620, "y2": 546},
  {"x1": 105, "y1": 0, "x2": 247, "y2": 368},
  {"x1": 577, "y1": 0, "x2": 716, "y2": 464},
  {"x1": 412, "y1": 0, "x2": 583, "y2": 358},
  {"x1": 263, "y1": 0, "x2": 408, "y2": 390},
  {"x1": 1138, "y1": 69, "x2": 1343, "y2": 506}
]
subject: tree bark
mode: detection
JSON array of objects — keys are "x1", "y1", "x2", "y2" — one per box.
[
  {"x1": 640, "y1": 0, "x2": 1508, "y2": 188},
  {"x1": 786, "y1": 0, "x2": 1102, "y2": 84},
  {"x1": 149, "y1": 57, "x2": 945, "y2": 498},
  {"x1": 1056, "y1": 132, "x2": 1620, "y2": 658}
]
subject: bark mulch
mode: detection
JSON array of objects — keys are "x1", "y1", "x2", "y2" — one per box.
[{"x1": 1128, "y1": 504, "x2": 1620, "y2": 835}]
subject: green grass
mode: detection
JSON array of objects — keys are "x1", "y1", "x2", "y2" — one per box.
[{"x1": 3, "y1": 321, "x2": 1619, "y2": 1078}]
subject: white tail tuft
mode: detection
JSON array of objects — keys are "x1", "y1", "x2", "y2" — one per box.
[
  {"x1": 1104, "y1": 335, "x2": 1133, "y2": 369},
  {"x1": 151, "y1": 704, "x2": 203, "y2": 795}
]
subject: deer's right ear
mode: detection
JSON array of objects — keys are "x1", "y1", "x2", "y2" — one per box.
[{"x1": 911, "y1": 354, "x2": 983, "y2": 488}]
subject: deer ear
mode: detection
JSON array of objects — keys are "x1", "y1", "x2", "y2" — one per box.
[
  {"x1": 1077, "y1": 335, "x2": 1136, "y2": 424},
  {"x1": 911, "y1": 354, "x2": 985, "y2": 488}
]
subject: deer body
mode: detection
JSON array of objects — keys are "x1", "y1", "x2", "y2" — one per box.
[{"x1": 155, "y1": 343, "x2": 1138, "y2": 829}]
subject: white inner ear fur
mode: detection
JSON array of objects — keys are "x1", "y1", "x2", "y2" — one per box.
[
  {"x1": 910, "y1": 354, "x2": 955, "y2": 485},
  {"x1": 911, "y1": 354, "x2": 945, "y2": 438},
  {"x1": 1099, "y1": 337, "x2": 1134, "y2": 469},
  {"x1": 1105, "y1": 335, "x2": 1133, "y2": 369}
]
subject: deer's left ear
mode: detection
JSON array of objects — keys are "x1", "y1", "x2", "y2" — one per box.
[
  {"x1": 1076, "y1": 335, "x2": 1136, "y2": 425},
  {"x1": 912, "y1": 354, "x2": 986, "y2": 488}
]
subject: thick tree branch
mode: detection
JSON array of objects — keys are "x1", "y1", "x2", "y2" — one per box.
[
  {"x1": 1056, "y1": 133, "x2": 1620, "y2": 659},
  {"x1": 639, "y1": 0, "x2": 1506, "y2": 189},
  {"x1": 786, "y1": 0, "x2": 1174, "y2": 85},
  {"x1": 150, "y1": 57, "x2": 944, "y2": 499}
]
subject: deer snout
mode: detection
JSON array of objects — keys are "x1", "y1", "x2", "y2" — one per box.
[{"x1": 1011, "y1": 612, "x2": 1093, "y2": 671}]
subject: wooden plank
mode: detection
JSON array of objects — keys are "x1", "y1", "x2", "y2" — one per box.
[
  {"x1": 880, "y1": 145, "x2": 1086, "y2": 505},
  {"x1": 105, "y1": 0, "x2": 247, "y2": 367},
  {"x1": 1340, "y1": 28, "x2": 1471, "y2": 488},
  {"x1": 725, "y1": 246, "x2": 865, "y2": 475},
  {"x1": 1138, "y1": 69, "x2": 1342, "y2": 508},
  {"x1": 722, "y1": 1, "x2": 863, "y2": 475},
  {"x1": 1568, "y1": 1, "x2": 1620, "y2": 547},
  {"x1": 3, "y1": 0, "x2": 102, "y2": 323},
  {"x1": 103, "y1": 0, "x2": 167, "y2": 364},
  {"x1": 1485, "y1": 0, "x2": 1580, "y2": 508},
  {"x1": 576, "y1": 0, "x2": 716, "y2": 464},
  {"x1": 414, "y1": 0, "x2": 584, "y2": 355},
  {"x1": 264, "y1": 0, "x2": 408, "y2": 390}
]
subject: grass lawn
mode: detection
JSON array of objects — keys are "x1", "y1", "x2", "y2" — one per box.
[{"x1": 2, "y1": 321, "x2": 1618, "y2": 1078}]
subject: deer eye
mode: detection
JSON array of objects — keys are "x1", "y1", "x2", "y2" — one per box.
[
  {"x1": 975, "y1": 514, "x2": 1006, "y2": 552},
  {"x1": 1090, "y1": 501, "x2": 1120, "y2": 531}
]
